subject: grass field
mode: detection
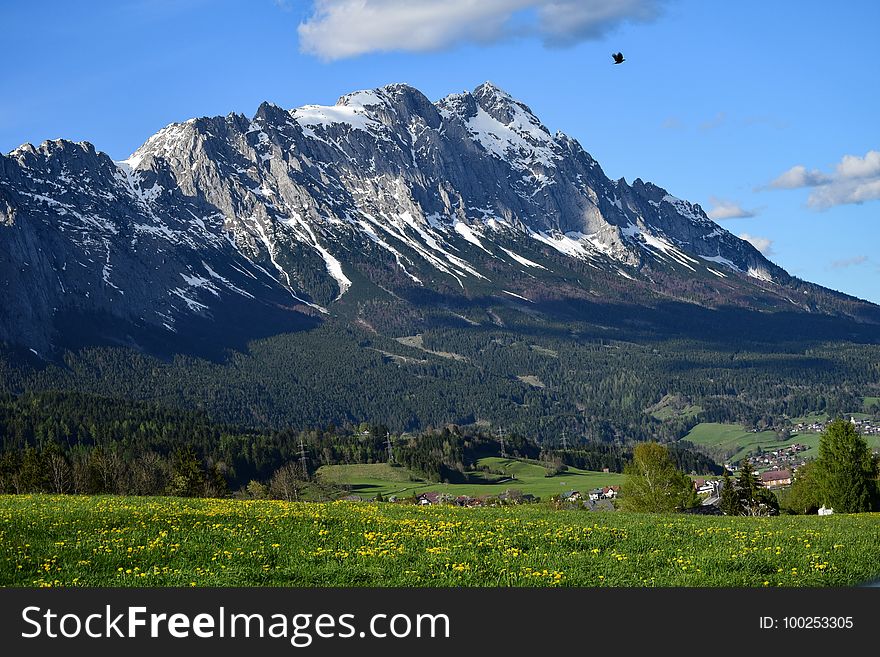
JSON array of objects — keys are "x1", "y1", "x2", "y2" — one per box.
[
  {"x1": 316, "y1": 458, "x2": 626, "y2": 499},
  {"x1": 3, "y1": 495, "x2": 880, "y2": 588},
  {"x1": 645, "y1": 394, "x2": 702, "y2": 421},
  {"x1": 684, "y1": 423, "x2": 786, "y2": 462},
  {"x1": 685, "y1": 422, "x2": 880, "y2": 464},
  {"x1": 651, "y1": 404, "x2": 702, "y2": 421},
  {"x1": 789, "y1": 412, "x2": 828, "y2": 424}
]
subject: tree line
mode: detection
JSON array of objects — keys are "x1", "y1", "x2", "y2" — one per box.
[
  {"x1": 2, "y1": 312, "x2": 876, "y2": 446},
  {"x1": 0, "y1": 391, "x2": 722, "y2": 498}
]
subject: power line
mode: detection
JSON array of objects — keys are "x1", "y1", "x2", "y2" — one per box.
[
  {"x1": 496, "y1": 427, "x2": 507, "y2": 458},
  {"x1": 298, "y1": 436, "x2": 309, "y2": 480},
  {"x1": 385, "y1": 431, "x2": 395, "y2": 464}
]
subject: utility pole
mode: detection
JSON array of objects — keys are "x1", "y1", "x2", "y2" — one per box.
[
  {"x1": 496, "y1": 427, "x2": 507, "y2": 459},
  {"x1": 298, "y1": 436, "x2": 309, "y2": 480},
  {"x1": 385, "y1": 431, "x2": 395, "y2": 464}
]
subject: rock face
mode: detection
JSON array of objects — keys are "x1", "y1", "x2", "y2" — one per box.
[{"x1": 0, "y1": 82, "x2": 873, "y2": 353}]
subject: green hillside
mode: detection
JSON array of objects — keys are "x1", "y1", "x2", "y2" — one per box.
[
  {"x1": 316, "y1": 457, "x2": 625, "y2": 499},
  {"x1": 685, "y1": 423, "x2": 782, "y2": 462},
  {"x1": 684, "y1": 421, "x2": 880, "y2": 463}
]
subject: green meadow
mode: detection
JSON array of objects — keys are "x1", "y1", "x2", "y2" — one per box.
[
  {"x1": 3, "y1": 495, "x2": 880, "y2": 588},
  {"x1": 316, "y1": 457, "x2": 625, "y2": 499}
]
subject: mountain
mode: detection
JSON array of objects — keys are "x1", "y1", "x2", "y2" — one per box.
[
  {"x1": 2, "y1": 81, "x2": 877, "y2": 356},
  {"x1": 1, "y1": 83, "x2": 878, "y2": 440}
]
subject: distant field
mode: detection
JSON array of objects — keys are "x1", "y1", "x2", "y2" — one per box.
[
  {"x1": 4, "y1": 495, "x2": 880, "y2": 588},
  {"x1": 651, "y1": 404, "x2": 703, "y2": 421},
  {"x1": 684, "y1": 422, "x2": 880, "y2": 464},
  {"x1": 684, "y1": 423, "x2": 783, "y2": 462},
  {"x1": 646, "y1": 394, "x2": 702, "y2": 421},
  {"x1": 316, "y1": 458, "x2": 625, "y2": 499},
  {"x1": 789, "y1": 412, "x2": 828, "y2": 424},
  {"x1": 864, "y1": 397, "x2": 880, "y2": 411}
]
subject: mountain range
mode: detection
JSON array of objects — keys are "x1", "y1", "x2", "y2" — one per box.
[
  {"x1": 2, "y1": 81, "x2": 877, "y2": 356},
  {"x1": 1, "y1": 82, "x2": 877, "y2": 438}
]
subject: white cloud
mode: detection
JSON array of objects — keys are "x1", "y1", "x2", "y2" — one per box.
[
  {"x1": 808, "y1": 178, "x2": 880, "y2": 209},
  {"x1": 836, "y1": 150, "x2": 880, "y2": 179},
  {"x1": 768, "y1": 165, "x2": 830, "y2": 189},
  {"x1": 537, "y1": 0, "x2": 663, "y2": 45},
  {"x1": 767, "y1": 150, "x2": 880, "y2": 209},
  {"x1": 297, "y1": 0, "x2": 664, "y2": 60},
  {"x1": 706, "y1": 196, "x2": 756, "y2": 220},
  {"x1": 739, "y1": 233, "x2": 773, "y2": 255},
  {"x1": 830, "y1": 255, "x2": 868, "y2": 269}
]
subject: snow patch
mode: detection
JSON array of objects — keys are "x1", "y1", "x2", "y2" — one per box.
[
  {"x1": 698, "y1": 254, "x2": 742, "y2": 272},
  {"x1": 250, "y1": 214, "x2": 328, "y2": 313},
  {"x1": 463, "y1": 106, "x2": 558, "y2": 171},
  {"x1": 502, "y1": 290, "x2": 532, "y2": 302},
  {"x1": 355, "y1": 216, "x2": 422, "y2": 284},
  {"x1": 293, "y1": 104, "x2": 379, "y2": 133},
  {"x1": 338, "y1": 89, "x2": 386, "y2": 108},
  {"x1": 169, "y1": 287, "x2": 209, "y2": 312},
  {"x1": 624, "y1": 222, "x2": 698, "y2": 271},
  {"x1": 313, "y1": 240, "x2": 352, "y2": 299},
  {"x1": 180, "y1": 272, "x2": 220, "y2": 297},
  {"x1": 500, "y1": 247, "x2": 546, "y2": 269},
  {"x1": 529, "y1": 229, "x2": 595, "y2": 262},
  {"x1": 662, "y1": 194, "x2": 710, "y2": 225},
  {"x1": 202, "y1": 262, "x2": 255, "y2": 298},
  {"x1": 453, "y1": 220, "x2": 491, "y2": 253}
]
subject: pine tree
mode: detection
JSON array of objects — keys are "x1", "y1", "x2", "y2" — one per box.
[
  {"x1": 720, "y1": 469, "x2": 742, "y2": 515},
  {"x1": 735, "y1": 460, "x2": 779, "y2": 516},
  {"x1": 786, "y1": 462, "x2": 820, "y2": 514},
  {"x1": 813, "y1": 419, "x2": 878, "y2": 513}
]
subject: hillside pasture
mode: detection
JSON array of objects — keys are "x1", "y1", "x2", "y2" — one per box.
[{"x1": 316, "y1": 458, "x2": 625, "y2": 499}]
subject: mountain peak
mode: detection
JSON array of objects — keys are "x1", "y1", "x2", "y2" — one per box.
[
  {"x1": 473, "y1": 80, "x2": 512, "y2": 98},
  {"x1": 335, "y1": 88, "x2": 389, "y2": 108},
  {"x1": 472, "y1": 82, "x2": 543, "y2": 129},
  {"x1": 254, "y1": 100, "x2": 290, "y2": 126},
  {"x1": 331, "y1": 84, "x2": 440, "y2": 129},
  {"x1": 334, "y1": 83, "x2": 432, "y2": 108}
]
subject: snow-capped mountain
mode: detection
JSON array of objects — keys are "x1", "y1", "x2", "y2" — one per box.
[{"x1": 0, "y1": 82, "x2": 874, "y2": 352}]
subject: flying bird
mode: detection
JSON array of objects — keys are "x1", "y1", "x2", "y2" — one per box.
[{"x1": 612, "y1": 52, "x2": 625, "y2": 64}]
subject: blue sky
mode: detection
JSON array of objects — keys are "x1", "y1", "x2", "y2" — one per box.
[{"x1": 1, "y1": 0, "x2": 877, "y2": 303}]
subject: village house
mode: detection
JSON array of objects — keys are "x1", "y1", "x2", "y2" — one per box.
[
  {"x1": 759, "y1": 469, "x2": 792, "y2": 488},
  {"x1": 601, "y1": 486, "x2": 619, "y2": 499},
  {"x1": 693, "y1": 478, "x2": 720, "y2": 496},
  {"x1": 417, "y1": 492, "x2": 441, "y2": 505}
]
